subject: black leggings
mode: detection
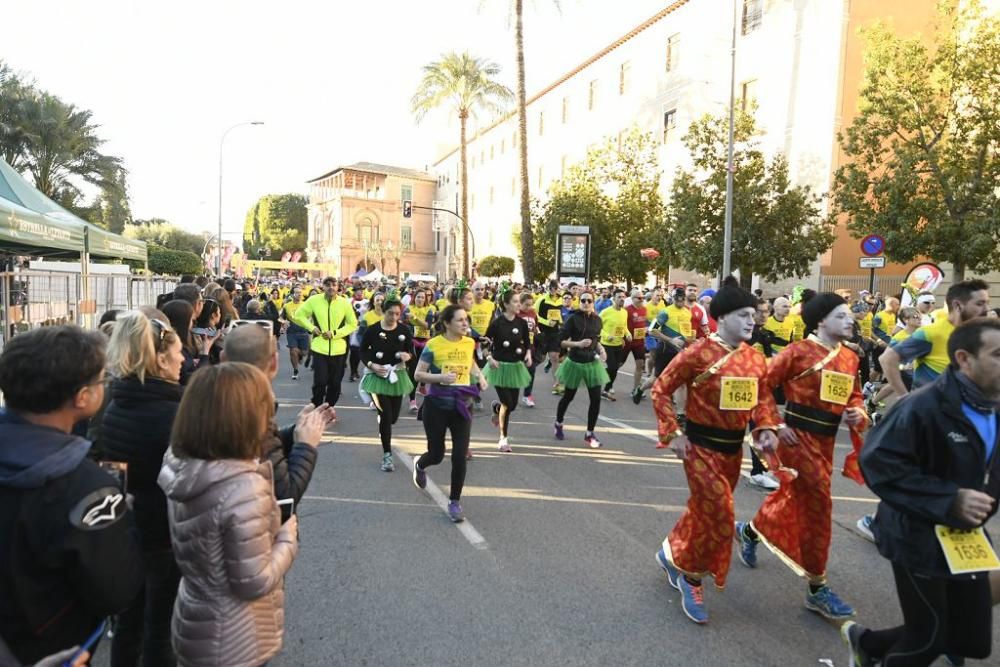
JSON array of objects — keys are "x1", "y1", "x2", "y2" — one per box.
[
  {"x1": 556, "y1": 383, "x2": 602, "y2": 432},
  {"x1": 495, "y1": 386, "x2": 519, "y2": 437},
  {"x1": 417, "y1": 399, "x2": 472, "y2": 501},
  {"x1": 604, "y1": 345, "x2": 625, "y2": 391},
  {"x1": 349, "y1": 345, "x2": 361, "y2": 379},
  {"x1": 407, "y1": 348, "x2": 422, "y2": 401},
  {"x1": 525, "y1": 355, "x2": 537, "y2": 396},
  {"x1": 861, "y1": 562, "x2": 992, "y2": 665},
  {"x1": 372, "y1": 394, "x2": 403, "y2": 454}
]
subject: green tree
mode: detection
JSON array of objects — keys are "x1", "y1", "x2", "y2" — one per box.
[
  {"x1": 125, "y1": 219, "x2": 205, "y2": 255},
  {"x1": 99, "y1": 167, "x2": 132, "y2": 233},
  {"x1": 0, "y1": 63, "x2": 38, "y2": 171},
  {"x1": 477, "y1": 255, "x2": 516, "y2": 277},
  {"x1": 145, "y1": 244, "x2": 203, "y2": 275},
  {"x1": 531, "y1": 129, "x2": 665, "y2": 285},
  {"x1": 668, "y1": 109, "x2": 834, "y2": 287},
  {"x1": 243, "y1": 193, "x2": 308, "y2": 256},
  {"x1": 412, "y1": 52, "x2": 513, "y2": 278},
  {"x1": 831, "y1": 1, "x2": 1000, "y2": 280}
]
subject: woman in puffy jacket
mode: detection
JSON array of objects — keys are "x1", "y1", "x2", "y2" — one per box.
[
  {"x1": 158, "y1": 362, "x2": 298, "y2": 667},
  {"x1": 100, "y1": 311, "x2": 185, "y2": 666}
]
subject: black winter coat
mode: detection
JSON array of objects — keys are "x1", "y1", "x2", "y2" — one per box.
[
  {"x1": 98, "y1": 375, "x2": 182, "y2": 550},
  {"x1": 860, "y1": 367, "x2": 1000, "y2": 579},
  {"x1": 264, "y1": 420, "x2": 319, "y2": 522}
]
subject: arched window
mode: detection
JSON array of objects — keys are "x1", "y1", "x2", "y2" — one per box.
[{"x1": 356, "y1": 216, "x2": 380, "y2": 243}]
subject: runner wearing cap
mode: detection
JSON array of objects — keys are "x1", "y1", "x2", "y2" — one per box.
[
  {"x1": 736, "y1": 293, "x2": 869, "y2": 620},
  {"x1": 624, "y1": 290, "x2": 648, "y2": 398},
  {"x1": 653, "y1": 277, "x2": 780, "y2": 624}
]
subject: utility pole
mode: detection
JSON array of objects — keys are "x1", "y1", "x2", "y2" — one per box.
[{"x1": 722, "y1": 0, "x2": 738, "y2": 279}]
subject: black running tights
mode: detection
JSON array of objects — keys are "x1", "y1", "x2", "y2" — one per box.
[
  {"x1": 418, "y1": 400, "x2": 471, "y2": 501},
  {"x1": 372, "y1": 394, "x2": 403, "y2": 454},
  {"x1": 495, "y1": 386, "x2": 519, "y2": 437},
  {"x1": 860, "y1": 562, "x2": 992, "y2": 666},
  {"x1": 556, "y1": 384, "x2": 602, "y2": 432}
]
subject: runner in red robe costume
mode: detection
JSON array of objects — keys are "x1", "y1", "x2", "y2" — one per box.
[
  {"x1": 738, "y1": 293, "x2": 869, "y2": 621},
  {"x1": 651, "y1": 279, "x2": 780, "y2": 624}
]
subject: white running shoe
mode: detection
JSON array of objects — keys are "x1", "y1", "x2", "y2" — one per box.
[
  {"x1": 749, "y1": 472, "x2": 780, "y2": 491},
  {"x1": 521, "y1": 395, "x2": 536, "y2": 408},
  {"x1": 856, "y1": 514, "x2": 875, "y2": 543},
  {"x1": 497, "y1": 437, "x2": 512, "y2": 453}
]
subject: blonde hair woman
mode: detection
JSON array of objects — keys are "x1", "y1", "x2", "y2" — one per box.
[
  {"x1": 159, "y1": 362, "x2": 298, "y2": 667},
  {"x1": 98, "y1": 311, "x2": 185, "y2": 665}
]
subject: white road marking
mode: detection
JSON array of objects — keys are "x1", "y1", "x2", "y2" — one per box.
[
  {"x1": 393, "y1": 449, "x2": 489, "y2": 551},
  {"x1": 597, "y1": 414, "x2": 658, "y2": 443}
]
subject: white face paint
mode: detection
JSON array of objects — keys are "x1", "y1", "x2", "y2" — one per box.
[
  {"x1": 717, "y1": 307, "x2": 756, "y2": 343},
  {"x1": 820, "y1": 304, "x2": 854, "y2": 341}
]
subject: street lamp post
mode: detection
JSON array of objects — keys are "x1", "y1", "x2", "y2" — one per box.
[
  {"x1": 217, "y1": 121, "x2": 264, "y2": 277},
  {"x1": 722, "y1": 0, "x2": 738, "y2": 280}
]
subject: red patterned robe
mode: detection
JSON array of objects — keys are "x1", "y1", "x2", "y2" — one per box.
[
  {"x1": 652, "y1": 335, "x2": 778, "y2": 588},
  {"x1": 750, "y1": 335, "x2": 868, "y2": 583}
]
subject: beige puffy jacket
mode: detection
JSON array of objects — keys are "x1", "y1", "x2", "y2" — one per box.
[{"x1": 158, "y1": 450, "x2": 298, "y2": 667}]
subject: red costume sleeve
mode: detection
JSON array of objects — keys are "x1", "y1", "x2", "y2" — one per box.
[{"x1": 651, "y1": 344, "x2": 700, "y2": 440}]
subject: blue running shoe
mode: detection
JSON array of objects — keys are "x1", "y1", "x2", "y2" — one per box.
[
  {"x1": 735, "y1": 521, "x2": 758, "y2": 568},
  {"x1": 677, "y1": 575, "x2": 708, "y2": 625},
  {"x1": 856, "y1": 514, "x2": 875, "y2": 543},
  {"x1": 553, "y1": 421, "x2": 565, "y2": 441},
  {"x1": 447, "y1": 501, "x2": 464, "y2": 523},
  {"x1": 413, "y1": 460, "x2": 427, "y2": 490},
  {"x1": 655, "y1": 547, "x2": 680, "y2": 590},
  {"x1": 805, "y1": 585, "x2": 855, "y2": 620}
]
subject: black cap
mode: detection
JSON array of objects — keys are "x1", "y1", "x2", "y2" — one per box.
[
  {"x1": 709, "y1": 277, "x2": 756, "y2": 320},
  {"x1": 802, "y1": 292, "x2": 846, "y2": 334}
]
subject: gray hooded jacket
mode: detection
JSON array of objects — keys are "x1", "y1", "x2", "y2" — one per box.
[{"x1": 158, "y1": 450, "x2": 297, "y2": 667}]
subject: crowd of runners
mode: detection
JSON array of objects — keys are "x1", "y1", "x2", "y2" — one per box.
[{"x1": 1, "y1": 269, "x2": 998, "y2": 666}]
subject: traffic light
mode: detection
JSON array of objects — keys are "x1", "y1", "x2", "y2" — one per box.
[{"x1": 403, "y1": 200, "x2": 412, "y2": 218}]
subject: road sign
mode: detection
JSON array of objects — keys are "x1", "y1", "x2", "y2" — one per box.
[
  {"x1": 859, "y1": 256, "x2": 886, "y2": 269},
  {"x1": 860, "y1": 234, "x2": 885, "y2": 257}
]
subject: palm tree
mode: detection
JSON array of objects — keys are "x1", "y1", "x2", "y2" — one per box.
[{"x1": 412, "y1": 52, "x2": 513, "y2": 278}]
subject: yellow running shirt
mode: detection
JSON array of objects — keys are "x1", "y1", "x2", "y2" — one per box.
[
  {"x1": 599, "y1": 306, "x2": 629, "y2": 346},
  {"x1": 408, "y1": 305, "x2": 435, "y2": 339},
  {"x1": 468, "y1": 300, "x2": 495, "y2": 333},
  {"x1": 421, "y1": 335, "x2": 476, "y2": 385},
  {"x1": 663, "y1": 304, "x2": 694, "y2": 341},
  {"x1": 764, "y1": 315, "x2": 795, "y2": 352}
]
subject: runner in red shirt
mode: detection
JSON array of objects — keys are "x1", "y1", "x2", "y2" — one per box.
[
  {"x1": 624, "y1": 289, "x2": 648, "y2": 397},
  {"x1": 686, "y1": 283, "x2": 711, "y2": 339}
]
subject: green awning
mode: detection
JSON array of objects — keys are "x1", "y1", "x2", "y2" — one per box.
[{"x1": 0, "y1": 158, "x2": 146, "y2": 262}]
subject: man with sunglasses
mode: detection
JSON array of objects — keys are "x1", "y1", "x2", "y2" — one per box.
[
  {"x1": 293, "y1": 277, "x2": 359, "y2": 407},
  {"x1": 0, "y1": 327, "x2": 143, "y2": 664}
]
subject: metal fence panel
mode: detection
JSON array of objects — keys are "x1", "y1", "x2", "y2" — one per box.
[{"x1": 818, "y1": 274, "x2": 906, "y2": 296}]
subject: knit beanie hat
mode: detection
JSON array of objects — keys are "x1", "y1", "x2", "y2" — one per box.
[
  {"x1": 802, "y1": 292, "x2": 847, "y2": 334},
  {"x1": 709, "y1": 276, "x2": 756, "y2": 320}
]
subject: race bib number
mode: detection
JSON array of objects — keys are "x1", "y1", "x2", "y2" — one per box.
[
  {"x1": 633, "y1": 327, "x2": 647, "y2": 339},
  {"x1": 679, "y1": 321, "x2": 693, "y2": 338},
  {"x1": 719, "y1": 377, "x2": 759, "y2": 411},
  {"x1": 935, "y1": 526, "x2": 1000, "y2": 574},
  {"x1": 549, "y1": 310, "x2": 562, "y2": 324},
  {"x1": 613, "y1": 326, "x2": 626, "y2": 338},
  {"x1": 442, "y1": 363, "x2": 470, "y2": 386},
  {"x1": 820, "y1": 370, "x2": 853, "y2": 405},
  {"x1": 471, "y1": 313, "x2": 490, "y2": 331},
  {"x1": 414, "y1": 323, "x2": 429, "y2": 338}
]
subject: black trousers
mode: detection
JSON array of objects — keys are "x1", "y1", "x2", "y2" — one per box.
[
  {"x1": 604, "y1": 344, "x2": 625, "y2": 391},
  {"x1": 557, "y1": 384, "x2": 602, "y2": 431},
  {"x1": 407, "y1": 352, "x2": 420, "y2": 400},
  {"x1": 348, "y1": 345, "x2": 361, "y2": 379},
  {"x1": 495, "y1": 386, "x2": 519, "y2": 437},
  {"x1": 312, "y1": 352, "x2": 347, "y2": 406},
  {"x1": 110, "y1": 548, "x2": 180, "y2": 667},
  {"x1": 372, "y1": 394, "x2": 403, "y2": 454},
  {"x1": 861, "y1": 562, "x2": 992, "y2": 666},
  {"x1": 418, "y1": 400, "x2": 472, "y2": 501}
]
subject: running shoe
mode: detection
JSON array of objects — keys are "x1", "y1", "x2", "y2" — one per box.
[
  {"x1": 543, "y1": 358, "x2": 551, "y2": 373},
  {"x1": 734, "y1": 521, "x2": 758, "y2": 568},
  {"x1": 841, "y1": 621, "x2": 875, "y2": 667},
  {"x1": 631, "y1": 387, "x2": 643, "y2": 404},
  {"x1": 409, "y1": 399, "x2": 418, "y2": 413},
  {"x1": 856, "y1": 514, "x2": 875, "y2": 543},
  {"x1": 553, "y1": 421, "x2": 565, "y2": 441},
  {"x1": 584, "y1": 432, "x2": 602, "y2": 448},
  {"x1": 601, "y1": 389, "x2": 616, "y2": 402},
  {"x1": 466, "y1": 448, "x2": 473, "y2": 461},
  {"x1": 474, "y1": 399, "x2": 483, "y2": 412},
  {"x1": 490, "y1": 400, "x2": 501, "y2": 427},
  {"x1": 412, "y1": 460, "x2": 427, "y2": 489},
  {"x1": 748, "y1": 472, "x2": 780, "y2": 491},
  {"x1": 348, "y1": 375, "x2": 357, "y2": 383},
  {"x1": 447, "y1": 501, "x2": 465, "y2": 523},
  {"x1": 944, "y1": 655, "x2": 966, "y2": 666},
  {"x1": 552, "y1": 383, "x2": 564, "y2": 395},
  {"x1": 805, "y1": 585, "x2": 855, "y2": 620},
  {"x1": 677, "y1": 575, "x2": 708, "y2": 625},
  {"x1": 497, "y1": 437, "x2": 512, "y2": 453},
  {"x1": 521, "y1": 395, "x2": 536, "y2": 408},
  {"x1": 655, "y1": 547, "x2": 680, "y2": 590},
  {"x1": 381, "y1": 452, "x2": 395, "y2": 472},
  {"x1": 292, "y1": 369, "x2": 299, "y2": 381}
]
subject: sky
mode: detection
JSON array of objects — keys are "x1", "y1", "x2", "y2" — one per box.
[{"x1": 4, "y1": 0, "x2": 671, "y2": 241}]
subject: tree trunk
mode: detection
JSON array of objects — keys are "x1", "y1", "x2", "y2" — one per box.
[
  {"x1": 459, "y1": 112, "x2": 471, "y2": 279},
  {"x1": 953, "y1": 262, "x2": 965, "y2": 282},
  {"x1": 515, "y1": 0, "x2": 534, "y2": 283},
  {"x1": 737, "y1": 268, "x2": 752, "y2": 291}
]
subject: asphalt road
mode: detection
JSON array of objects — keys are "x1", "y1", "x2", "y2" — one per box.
[{"x1": 94, "y1": 356, "x2": 1000, "y2": 666}]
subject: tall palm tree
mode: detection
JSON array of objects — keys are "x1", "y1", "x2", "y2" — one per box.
[
  {"x1": 513, "y1": 0, "x2": 535, "y2": 283},
  {"x1": 412, "y1": 52, "x2": 513, "y2": 278}
]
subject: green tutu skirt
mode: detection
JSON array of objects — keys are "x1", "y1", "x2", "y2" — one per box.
[
  {"x1": 556, "y1": 358, "x2": 610, "y2": 390},
  {"x1": 484, "y1": 360, "x2": 532, "y2": 389},
  {"x1": 361, "y1": 370, "x2": 415, "y2": 397}
]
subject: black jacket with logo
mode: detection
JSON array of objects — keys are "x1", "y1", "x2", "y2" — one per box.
[
  {"x1": 0, "y1": 410, "x2": 143, "y2": 664},
  {"x1": 860, "y1": 368, "x2": 1000, "y2": 579}
]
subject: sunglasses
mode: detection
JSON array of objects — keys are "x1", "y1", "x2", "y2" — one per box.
[
  {"x1": 580, "y1": 298, "x2": 594, "y2": 304},
  {"x1": 150, "y1": 318, "x2": 174, "y2": 348},
  {"x1": 229, "y1": 320, "x2": 274, "y2": 334}
]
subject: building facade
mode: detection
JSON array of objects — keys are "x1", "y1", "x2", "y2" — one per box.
[
  {"x1": 431, "y1": 0, "x2": 941, "y2": 289},
  {"x1": 306, "y1": 162, "x2": 442, "y2": 279}
]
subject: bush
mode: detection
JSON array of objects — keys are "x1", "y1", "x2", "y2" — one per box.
[
  {"x1": 146, "y1": 244, "x2": 203, "y2": 275},
  {"x1": 477, "y1": 255, "x2": 515, "y2": 277}
]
